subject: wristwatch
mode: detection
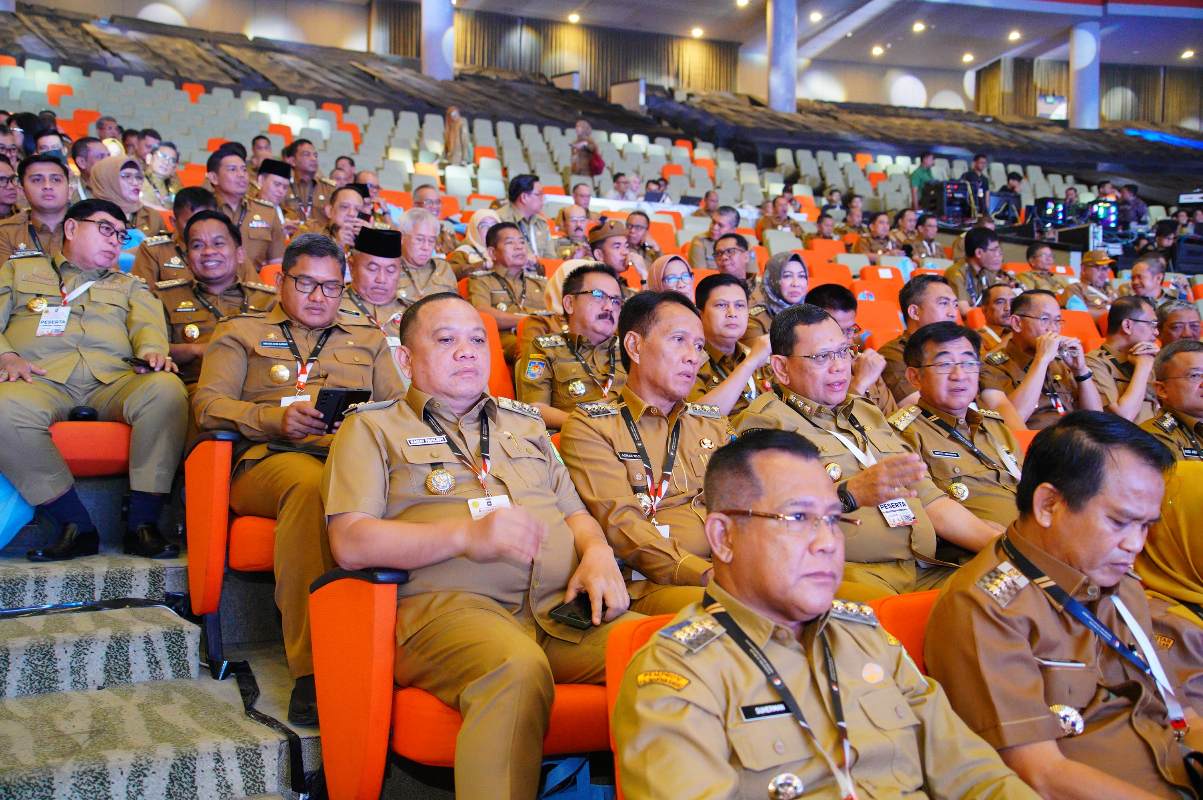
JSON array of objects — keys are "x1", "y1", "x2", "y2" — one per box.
[
  {"x1": 1074, "y1": 370, "x2": 1094, "y2": 383},
  {"x1": 837, "y1": 482, "x2": 858, "y2": 514}
]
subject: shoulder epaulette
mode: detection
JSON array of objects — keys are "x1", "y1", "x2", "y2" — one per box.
[
  {"x1": 658, "y1": 616, "x2": 725, "y2": 653},
  {"x1": 319, "y1": 177, "x2": 336, "y2": 188},
  {"x1": 8, "y1": 247, "x2": 45, "y2": 259},
  {"x1": 977, "y1": 408, "x2": 1004, "y2": 421},
  {"x1": 245, "y1": 281, "x2": 277, "y2": 294},
  {"x1": 525, "y1": 272, "x2": 548, "y2": 283},
  {"x1": 535, "y1": 334, "x2": 566, "y2": 348},
  {"x1": 975, "y1": 560, "x2": 1029, "y2": 607},
  {"x1": 250, "y1": 198, "x2": 275, "y2": 209},
  {"x1": 985, "y1": 350, "x2": 1010, "y2": 366},
  {"x1": 497, "y1": 397, "x2": 542, "y2": 419},
  {"x1": 749, "y1": 305, "x2": 766, "y2": 316},
  {"x1": 468, "y1": 269, "x2": 491, "y2": 277},
  {"x1": 142, "y1": 234, "x2": 172, "y2": 247},
  {"x1": 155, "y1": 278, "x2": 191, "y2": 290},
  {"x1": 577, "y1": 401, "x2": 618, "y2": 418},
  {"x1": 344, "y1": 398, "x2": 399, "y2": 415},
  {"x1": 1155, "y1": 413, "x2": 1178, "y2": 433},
  {"x1": 888, "y1": 405, "x2": 921, "y2": 431},
  {"x1": 829, "y1": 599, "x2": 878, "y2": 626},
  {"x1": 686, "y1": 402, "x2": 722, "y2": 419}
]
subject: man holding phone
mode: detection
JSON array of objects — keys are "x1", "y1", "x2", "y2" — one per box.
[
  {"x1": 323, "y1": 292, "x2": 632, "y2": 800},
  {"x1": 193, "y1": 233, "x2": 405, "y2": 725}
]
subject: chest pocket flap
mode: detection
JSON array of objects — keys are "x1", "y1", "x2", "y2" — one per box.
[
  {"x1": 332, "y1": 347, "x2": 375, "y2": 368},
  {"x1": 14, "y1": 274, "x2": 59, "y2": 296},
  {"x1": 398, "y1": 438, "x2": 456, "y2": 466},
  {"x1": 1039, "y1": 661, "x2": 1098, "y2": 709},
  {"x1": 253, "y1": 342, "x2": 296, "y2": 360},
  {"x1": 859, "y1": 686, "x2": 920, "y2": 731},
  {"x1": 728, "y1": 718, "x2": 813, "y2": 772},
  {"x1": 87, "y1": 286, "x2": 130, "y2": 308}
]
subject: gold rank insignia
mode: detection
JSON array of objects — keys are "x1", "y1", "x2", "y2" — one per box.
[
  {"x1": 1155, "y1": 413, "x2": 1178, "y2": 433},
  {"x1": 985, "y1": 350, "x2": 1010, "y2": 366},
  {"x1": 183, "y1": 323, "x2": 201, "y2": 341},
  {"x1": 269, "y1": 364, "x2": 291, "y2": 384},
  {"x1": 175, "y1": 301, "x2": 195, "y2": 311},
  {"x1": 1050, "y1": 704, "x2": 1084, "y2": 737},
  {"x1": 567, "y1": 379, "x2": 587, "y2": 397},
  {"x1": 699, "y1": 437, "x2": 715, "y2": 450},
  {"x1": 636, "y1": 670, "x2": 690, "y2": 691},
  {"x1": 425, "y1": 467, "x2": 455, "y2": 495},
  {"x1": 830, "y1": 599, "x2": 878, "y2": 626},
  {"x1": 686, "y1": 402, "x2": 721, "y2": 419},
  {"x1": 1155, "y1": 633, "x2": 1175, "y2": 650},
  {"x1": 659, "y1": 616, "x2": 725, "y2": 653},
  {"x1": 888, "y1": 405, "x2": 921, "y2": 431},
  {"x1": 27, "y1": 297, "x2": 48, "y2": 313},
  {"x1": 975, "y1": 560, "x2": 1029, "y2": 607},
  {"x1": 948, "y1": 482, "x2": 970, "y2": 501},
  {"x1": 824, "y1": 462, "x2": 842, "y2": 481}
]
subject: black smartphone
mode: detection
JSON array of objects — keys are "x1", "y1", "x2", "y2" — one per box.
[
  {"x1": 357, "y1": 211, "x2": 372, "y2": 222},
  {"x1": 123, "y1": 355, "x2": 151, "y2": 370},
  {"x1": 314, "y1": 388, "x2": 372, "y2": 432},
  {"x1": 549, "y1": 594, "x2": 598, "y2": 630}
]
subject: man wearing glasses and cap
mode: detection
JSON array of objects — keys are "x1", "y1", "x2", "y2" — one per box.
[
  {"x1": 1063, "y1": 249, "x2": 1117, "y2": 316},
  {"x1": 0, "y1": 198, "x2": 187, "y2": 563},
  {"x1": 339, "y1": 226, "x2": 405, "y2": 350},
  {"x1": 193, "y1": 233, "x2": 405, "y2": 725}
]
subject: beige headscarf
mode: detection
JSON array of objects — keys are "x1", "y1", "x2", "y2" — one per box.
[
  {"x1": 648, "y1": 254, "x2": 694, "y2": 301},
  {"x1": 546, "y1": 259, "x2": 598, "y2": 315},
  {"x1": 1137, "y1": 461, "x2": 1203, "y2": 621},
  {"x1": 464, "y1": 208, "x2": 500, "y2": 253},
  {"x1": 86, "y1": 155, "x2": 144, "y2": 216}
]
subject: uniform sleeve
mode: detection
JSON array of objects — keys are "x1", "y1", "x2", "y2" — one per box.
[
  {"x1": 687, "y1": 238, "x2": 706, "y2": 271},
  {"x1": 978, "y1": 362, "x2": 1012, "y2": 394},
  {"x1": 466, "y1": 275, "x2": 492, "y2": 310},
  {"x1": 536, "y1": 221, "x2": 556, "y2": 260},
  {"x1": 560, "y1": 414, "x2": 711, "y2": 586},
  {"x1": 944, "y1": 267, "x2": 971, "y2": 305},
  {"x1": 515, "y1": 342, "x2": 553, "y2": 406},
  {"x1": 125, "y1": 279, "x2": 171, "y2": 358},
  {"x1": 1084, "y1": 351, "x2": 1119, "y2": 410},
  {"x1": 371, "y1": 339, "x2": 406, "y2": 401},
  {"x1": 612, "y1": 644, "x2": 737, "y2": 800},
  {"x1": 192, "y1": 324, "x2": 285, "y2": 440},
  {"x1": 0, "y1": 261, "x2": 16, "y2": 355},
  {"x1": 322, "y1": 411, "x2": 392, "y2": 519},
  {"x1": 535, "y1": 428, "x2": 587, "y2": 518},
  {"x1": 129, "y1": 245, "x2": 159, "y2": 287},
  {"x1": 266, "y1": 216, "x2": 286, "y2": 263},
  {"x1": 0, "y1": 226, "x2": 15, "y2": 264}
]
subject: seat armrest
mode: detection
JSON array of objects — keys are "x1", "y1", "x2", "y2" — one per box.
[
  {"x1": 309, "y1": 567, "x2": 410, "y2": 594},
  {"x1": 184, "y1": 435, "x2": 236, "y2": 616}
]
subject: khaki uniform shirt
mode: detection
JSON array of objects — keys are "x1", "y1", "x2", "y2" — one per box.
[
  {"x1": 1140, "y1": 410, "x2": 1203, "y2": 462},
  {"x1": 515, "y1": 331, "x2": 625, "y2": 416},
  {"x1": 687, "y1": 235, "x2": 716, "y2": 271},
  {"x1": 560, "y1": 385, "x2": 729, "y2": 588},
  {"x1": 219, "y1": 196, "x2": 287, "y2": 273},
  {"x1": 467, "y1": 267, "x2": 547, "y2": 319},
  {"x1": 554, "y1": 238, "x2": 592, "y2": 262},
  {"x1": 282, "y1": 177, "x2": 334, "y2": 227},
  {"x1": 688, "y1": 342, "x2": 774, "y2": 417},
  {"x1": 741, "y1": 294, "x2": 772, "y2": 347},
  {"x1": 1147, "y1": 595, "x2": 1203, "y2": 717},
  {"x1": 338, "y1": 289, "x2": 405, "y2": 345},
  {"x1": 734, "y1": 391, "x2": 943, "y2": 564},
  {"x1": 879, "y1": 333, "x2": 915, "y2": 402},
  {"x1": 0, "y1": 210, "x2": 65, "y2": 264},
  {"x1": 157, "y1": 277, "x2": 277, "y2": 384},
  {"x1": 802, "y1": 232, "x2": 842, "y2": 249},
  {"x1": 397, "y1": 258, "x2": 457, "y2": 305},
  {"x1": 518, "y1": 312, "x2": 564, "y2": 358},
  {"x1": 632, "y1": 239, "x2": 662, "y2": 264},
  {"x1": 1117, "y1": 283, "x2": 1184, "y2": 306},
  {"x1": 496, "y1": 204, "x2": 555, "y2": 259},
  {"x1": 944, "y1": 261, "x2": 993, "y2": 308},
  {"x1": 864, "y1": 373, "x2": 899, "y2": 416},
  {"x1": 975, "y1": 325, "x2": 1010, "y2": 352},
  {"x1": 1015, "y1": 269, "x2": 1068, "y2": 297},
  {"x1": 0, "y1": 254, "x2": 167, "y2": 385},
  {"x1": 926, "y1": 533, "x2": 1203, "y2": 796},
  {"x1": 435, "y1": 220, "x2": 458, "y2": 257},
  {"x1": 891, "y1": 402, "x2": 1022, "y2": 530},
  {"x1": 853, "y1": 235, "x2": 898, "y2": 258},
  {"x1": 447, "y1": 244, "x2": 488, "y2": 278},
  {"x1": 1086, "y1": 343, "x2": 1158, "y2": 425},
  {"x1": 322, "y1": 390, "x2": 590, "y2": 644},
  {"x1": 130, "y1": 205, "x2": 168, "y2": 237},
  {"x1": 615, "y1": 581, "x2": 1038, "y2": 800},
  {"x1": 912, "y1": 238, "x2": 943, "y2": 259},
  {"x1": 980, "y1": 340, "x2": 1077, "y2": 430},
  {"x1": 754, "y1": 216, "x2": 803, "y2": 242},
  {"x1": 192, "y1": 304, "x2": 405, "y2": 467},
  {"x1": 1064, "y1": 281, "x2": 1116, "y2": 314}
]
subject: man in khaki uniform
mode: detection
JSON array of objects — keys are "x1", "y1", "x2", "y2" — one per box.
[
  {"x1": 159, "y1": 210, "x2": 276, "y2": 387},
  {"x1": 1158, "y1": 301, "x2": 1201, "y2": 346},
  {"x1": 1015, "y1": 242, "x2": 1068, "y2": 299},
  {"x1": 1143, "y1": 339, "x2": 1203, "y2": 460},
  {"x1": 734, "y1": 304, "x2": 1001, "y2": 599},
  {"x1": 1119, "y1": 257, "x2": 1185, "y2": 306},
  {"x1": 281, "y1": 138, "x2": 333, "y2": 229},
  {"x1": 754, "y1": 195, "x2": 804, "y2": 242},
  {"x1": 193, "y1": 233, "x2": 405, "y2": 724},
  {"x1": 852, "y1": 211, "x2": 903, "y2": 265},
  {"x1": 889, "y1": 208, "x2": 919, "y2": 248},
  {"x1": 339, "y1": 227, "x2": 406, "y2": 348},
  {"x1": 589, "y1": 218, "x2": 647, "y2": 290},
  {"x1": 397, "y1": 207, "x2": 457, "y2": 305},
  {"x1": 980, "y1": 290, "x2": 1103, "y2": 429},
  {"x1": 613, "y1": 428, "x2": 1038, "y2": 800},
  {"x1": 133, "y1": 187, "x2": 221, "y2": 289},
  {"x1": 911, "y1": 212, "x2": 943, "y2": 260},
  {"x1": 298, "y1": 184, "x2": 368, "y2": 252},
  {"x1": 688, "y1": 206, "x2": 738, "y2": 271},
  {"x1": 692, "y1": 189, "x2": 718, "y2": 218},
  {"x1": 206, "y1": 147, "x2": 286, "y2": 275},
  {"x1": 468, "y1": 221, "x2": 547, "y2": 362},
  {"x1": 254, "y1": 158, "x2": 292, "y2": 223},
  {"x1": 552, "y1": 204, "x2": 592, "y2": 261},
  {"x1": 0, "y1": 154, "x2": 70, "y2": 263},
  {"x1": 1064, "y1": 249, "x2": 1117, "y2": 316},
  {"x1": 894, "y1": 322, "x2": 1023, "y2": 547},
  {"x1": 945, "y1": 227, "x2": 1009, "y2": 318},
  {"x1": 322, "y1": 293, "x2": 632, "y2": 800},
  {"x1": 496, "y1": 174, "x2": 555, "y2": 259},
  {"x1": 412, "y1": 184, "x2": 458, "y2": 256},
  {"x1": 355, "y1": 170, "x2": 400, "y2": 233},
  {"x1": 926, "y1": 412, "x2": 1203, "y2": 798},
  {"x1": 516, "y1": 263, "x2": 624, "y2": 430},
  {"x1": 561, "y1": 292, "x2": 728, "y2": 615},
  {"x1": 1085, "y1": 295, "x2": 1159, "y2": 424},
  {"x1": 625, "y1": 211, "x2": 661, "y2": 264},
  {"x1": 802, "y1": 212, "x2": 841, "y2": 249},
  {"x1": 880, "y1": 275, "x2": 959, "y2": 403},
  {"x1": 689, "y1": 273, "x2": 773, "y2": 416},
  {"x1": 0, "y1": 198, "x2": 186, "y2": 561},
  {"x1": 976, "y1": 283, "x2": 1014, "y2": 351},
  {"x1": 807, "y1": 282, "x2": 897, "y2": 415},
  {"x1": 835, "y1": 206, "x2": 866, "y2": 237},
  {"x1": 562, "y1": 183, "x2": 600, "y2": 225}
]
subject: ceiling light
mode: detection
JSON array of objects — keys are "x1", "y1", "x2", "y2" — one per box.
[
  {"x1": 962, "y1": 52, "x2": 975, "y2": 63},
  {"x1": 809, "y1": 11, "x2": 823, "y2": 23},
  {"x1": 691, "y1": 26, "x2": 704, "y2": 38},
  {"x1": 568, "y1": 12, "x2": 580, "y2": 23},
  {"x1": 1183, "y1": 49, "x2": 1197, "y2": 60},
  {"x1": 871, "y1": 45, "x2": 884, "y2": 57},
  {"x1": 736, "y1": 0, "x2": 749, "y2": 6},
  {"x1": 912, "y1": 21, "x2": 925, "y2": 33},
  {"x1": 1008, "y1": 30, "x2": 1022, "y2": 42}
]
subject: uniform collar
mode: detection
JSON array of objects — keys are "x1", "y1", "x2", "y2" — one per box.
[
  {"x1": 1005, "y1": 337, "x2": 1033, "y2": 367},
  {"x1": 619, "y1": 383, "x2": 684, "y2": 422},
  {"x1": 780, "y1": 387, "x2": 836, "y2": 419},
  {"x1": 1004, "y1": 528, "x2": 1108, "y2": 603},
  {"x1": 266, "y1": 303, "x2": 351, "y2": 334},
  {"x1": 404, "y1": 385, "x2": 495, "y2": 425},
  {"x1": 196, "y1": 279, "x2": 244, "y2": 300},
  {"x1": 708, "y1": 580, "x2": 828, "y2": 649},
  {"x1": 916, "y1": 398, "x2": 973, "y2": 430},
  {"x1": 569, "y1": 331, "x2": 615, "y2": 353},
  {"x1": 1171, "y1": 409, "x2": 1203, "y2": 435},
  {"x1": 704, "y1": 342, "x2": 740, "y2": 370},
  {"x1": 404, "y1": 257, "x2": 436, "y2": 272}
]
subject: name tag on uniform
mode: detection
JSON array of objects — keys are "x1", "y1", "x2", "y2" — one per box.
[
  {"x1": 280, "y1": 394, "x2": 311, "y2": 407},
  {"x1": 468, "y1": 494, "x2": 511, "y2": 520},
  {"x1": 259, "y1": 339, "x2": 291, "y2": 348},
  {"x1": 1184, "y1": 447, "x2": 1202, "y2": 460},
  {"x1": 407, "y1": 435, "x2": 447, "y2": 446},
  {"x1": 931, "y1": 450, "x2": 960, "y2": 459},
  {"x1": 35, "y1": 306, "x2": 71, "y2": 336},
  {"x1": 740, "y1": 702, "x2": 790, "y2": 722},
  {"x1": 617, "y1": 452, "x2": 642, "y2": 460},
  {"x1": 878, "y1": 498, "x2": 916, "y2": 528},
  {"x1": 249, "y1": 219, "x2": 270, "y2": 229}
]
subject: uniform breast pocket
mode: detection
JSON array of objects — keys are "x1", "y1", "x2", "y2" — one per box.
[
  {"x1": 866, "y1": 427, "x2": 907, "y2": 457},
  {"x1": 1038, "y1": 659, "x2": 1097, "y2": 709},
  {"x1": 550, "y1": 359, "x2": 588, "y2": 384},
  {"x1": 246, "y1": 224, "x2": 273, "y2": 243},
  {"x1": 87, "y1": 287, "x2": 130, "y2": 310},
  {"x1": 250, "y1": 343, "x2": 296, "y2": 393},
  {"x1": 856, "y1": 686, "x2": 924, "y2": 789},
  {"x1": 496, "y1": 433, "x2": 551, "y2": 491},
  {"x1": 398, "y1": 440, "x2": 458, "y2": 496},
  {"x1": 328, "y1": 348, "x2": 375, "y2": 385},
  {"x1": 727, "y1": 719, "x2": 813, "y2": 798}
]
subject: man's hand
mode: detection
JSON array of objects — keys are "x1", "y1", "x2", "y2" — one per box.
[
  {"x1": 463, "y1": 506, "x2": 547, "y2": 567},
  {"x1": 747, "y1": 334, "x2": 772, "y2": 369},
  {"x1": 1057, "y1": 336, "x2": 1087, "y2": 373},
  {"x1": 564, "y1": 542, "x2": 629, "y2": 624},
  {"x1": 280, "y1": 401, "x2": 328, "y2": 439},
  {"x1": 1129, "y1": 340, "x2": 1158, "y2": 366},
  {"x1": 334, "y1": 223, "x2": 358, "y2": 249},
  {"x1": 844, "y1": 452, "x2": 927, "y2": 507},
  {"x1": 0, "y1": 351, "x2": 46, "y2": 382},
  {"x1": 142, "y1": 352, "x2": 178, "y2": 373},
  {"x1": 1033, "y1": 331, "x2": 1062, "y2": 366},
  {"x1": 851, "y1": 348, "x2": 886, "y2": 394}
]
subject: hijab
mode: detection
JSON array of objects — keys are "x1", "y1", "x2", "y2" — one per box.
[
  {"x1": 762, "y1": 251, "x2": 808, "y2": 316},
  {"x1": 648, "y1": 254, "x2": 692, "y2": 299},
  {"x1": 546, "y1": 258, "x2": 597, "y2": 315},
  {"x1": 463, "y1": 208, "x2": 500, "y2": 256},
  {"x1": 1137, "y1": 460, "x2": 1203, "y2": 619},
  {"x1": 87, "y1": 154, "x2": 143, "y2": 216}
]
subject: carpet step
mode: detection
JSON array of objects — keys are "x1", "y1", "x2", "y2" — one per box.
[
  {"x1": 0, "y1": 554, "x2": 186, "y2": 612},
  {"x1": 0, "y1": 606, "x2": 199, "y2": 698},
  {"x1": 0, "y1": 678, "x2": 291, "y2": 799}
]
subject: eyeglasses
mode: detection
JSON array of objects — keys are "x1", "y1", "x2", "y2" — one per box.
[
  {"x1": 718, "y1": 509, "x2": 858, "y2": 536},
  {"x1": 1128, "y1": 318, "x2": 1159, "y2": 328},
  {"x1": 571, "y1": 289, "x2": 622, "y2": 309},
  {"x1": 286, "y1": 273, "x2": 345, "y2": 298},
  {"x1": 662, "y1": 272, "x2": 693, "y2": 287},
  {"x1": 791, "y1": 346, "x2": 853, "y2": 365},
  {"x1": 715, "y1": 247, "x2": 747, "y2": 259},
  {"x1": 77, "y1": 217, "x2": 131, "y2": 245},
  {"x1": 1165, "y1": 371, "x2": 1203, "y2": 383},
  {"x1": 919, "y1": 360, "x2": 982, "y2": 374},
  {"x1": 0, "y1": 175, "x2": 12, "y2": 187},
  {"x1": 1015, "y1": 313, "x2": 1063, "y2": 327}
]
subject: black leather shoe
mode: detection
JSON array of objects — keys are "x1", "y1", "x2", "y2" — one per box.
[
  {"x1": 288, "y1": 674, "x2": 319, "y2": 727},
  {"x1": 123, "y1": 523, "x2": 180, "y2": 559},
  {"x1": 27, "y1": 523, "x2": 99, "y2": 562}
]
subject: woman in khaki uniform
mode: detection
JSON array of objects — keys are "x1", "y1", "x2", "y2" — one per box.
[{"x1": 86, "y1": 155, "x2": 168, "y2": 237}]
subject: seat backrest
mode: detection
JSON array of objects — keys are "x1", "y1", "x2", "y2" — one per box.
[
  {"x1": 857, "y1": 300, "x2": 905, "y2": 349},
  {"x1": 870, "y1": 589, "x2": 940, "y2": 673},
  {"x1": 477, "y1": 311, "x2": 513, "y2": 399},
  {"x1": 1062, "y1": 309, "x2": 1103, "y2": 352},
  {"x1": 604, "y1": 615, "x2": 676, "y2": 736},
  {"x1": 807, "y1": 260, "x2": 853, "y2": 289},
  {"x1": 1010, "y1": 427, "x2": 1038, "y2": 454}
]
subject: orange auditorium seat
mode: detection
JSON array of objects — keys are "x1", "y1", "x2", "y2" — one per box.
[
  {"x1": 467, "y1": 192, "x2": 497, "y2": 208},
  {"x1": 1062, "y1": 309, "x2": 1103, "y2": 352},
  {"x1": 177, "y1": 163, "x2": 207, "y2": 188},
  {"x1": 181, "y1": 82, "x2": 204, "y2": 104},
  {"x1": 474, "y1": 145, "x2": 497, "y2": 164},
  {"x1": 692, "y1": 158, "x2": 715, "y2": 180},
  {"x1": 858, "y1": 300, "x2": 905, "y2": 349},
  {"x1": 659, "y1": 210, "x2": 684, "y2": 230},
  {"x1": 867, "y1": 171, "x2": 887, "y2": 190},
  {"x1": 45, "y1": 83, "x2": 73, "y2": 107},
  {"x1": 380, "y1": 189, "x2": 410, "y2": 210},
  {"x1": 0, "y1": 55, "x2": 16, "y2": 67},
  {"x1": 854, "y1": 152, "x2": 873, "y2": 170},
  {"x1": 964, "y1": 307, "x2": 986, "y2": 330},
  {"x1": 604, "y1": 614, "x2": 676, "y2": 799},
  {"x1": 869, "y1": 590, "x2": 940, "y2": 674},
  {"x1": 320, "y1": 101, "x2": 344, "y2": 122},
  {"x1": 477, "y1": 311, "x2": 514, "y2": 399},
  {"x1": 851, "y1": 277, "x2": 902, "y2": 305},
  {"x1": 310, "y1": 569, "x2": 612, "y2": 798},
  {"x1": 1003, "y1": 261, "x2": 1030, "y2": 274},
  {"x1": 647, "y1": 221, "x2": 676, "y2": 254},
  {"x1": 693, "y1": 268, "x2": 718, "y2": 285},
  {"x1": 751, "y1": 245, "x2": 769, "y2": 274},
  {"x1": 267, "y1": 124, "x2": 293, "y2": 146},
  {"x1": 440, "y1": 195, "x2": 461, "y2": 220},
  {"x1": 807, "y1": 260, "x2": 853, "y2": 290},
  {"x1": 805, "y1": 238, "x2": 846, "y2": 264},
  {"x1": 619, "y1": 268, "x2": 642, "y2": 290},
  {"x1": 206, "y1": 137, "x2": 230, "y2": 152},
  {"x1": 1010, "y1": 427, "x2": 1038, "y2": 454},
  {"x1": 259, "y1": 263, "x2": 282, "y2": 286},
  {"x1": 49, "y1": 421, "x2": 131, "y2": 478},
  {"x1": 661, "y1": 163, "x2": 685, "y2": 180},
  {"x1": 673, "y1": 139, "x2": 694, "y2": 157},
  {"x1": 457, "y1": 277, "x2": 469, "y2": 299}
]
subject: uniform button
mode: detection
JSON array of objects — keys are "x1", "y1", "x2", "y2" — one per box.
[
  {"x1": 1086, "y1": 585, "x2": 1099, "y2": 599},
  {"x1": 633, "y1": 472, "x2": 644, "y2": 481},
  {"x1": 953, "y1": 467, "x2": 962, "y2": 474},
  {"x1": 773, "y1": 740, "x2": 785, "y2": 754},
  {"x1": 896, "y1": 706, "x2": 906, "y2": 719}
]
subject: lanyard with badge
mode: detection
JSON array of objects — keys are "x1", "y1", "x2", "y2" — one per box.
[
  {"x1": 35, "y1": 261, "x2": 96, "y2": 337},
  {"x1": 567, "y1": 338, "x2": 617, "y2": 396},
  {"x1": 192, "y1": 285, "x2": 249, "y2": 323},
  {"x1": 277, "y1": 322, "x2": 332, "y2": 404},
  {"x1": 703, "y1": 593, "x2": 859, "y2": 800},
  {"x1": 620, "y1": 403, "x2": 681, "y2": 531},
  {"x1": 348, "y1": 290, "x2": 402, "y2": 348},
  {"x1": 491, "y1": 271, "x2": 528, "y2": 312},
  {"x1": 1000, "y1": 536, "x2": 1190, "y2": 740},
  {"x1": 922, "y1": 412, "x2": 1021, "y2": 480},
  {"x1": 422, "y1": 407, "x2": 512, "y2": 519}
]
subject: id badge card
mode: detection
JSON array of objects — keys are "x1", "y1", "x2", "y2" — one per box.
[
  {"x1": 35, "y1": 306, "x2": 71, "y2": 336},
  {"x1": 468, "y1": 494, "x2": 511, "y2": 520},
  {"x1": 655, "y1": 524, "x2": 671, "y2": 538},
  {"x1": 386, "y1": 336, "x2": 401, "y2": 349},
  {"x1": 878, "y1": 498, "x2": 916, "y2": 528},
  {"x1": 280, "y1": 394, "x2": 311, "y2": 407}
]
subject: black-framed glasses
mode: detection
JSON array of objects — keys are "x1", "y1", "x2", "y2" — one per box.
[
  {"x1": 919, "y1": 360, "x2": 982, "y2": 374},
  {"x1": 718, "y1": 508, "x2": 859, "y2": 535},
  {"x1": 0, "y1": 175, "x2": 12, "y2": 187},
  {"x1": 571, "y1": 289, "x2": 622, "y2": 309},
  {"x1": 78, "y1": 217, "x2": 131, "y2": 245},
  {"x1": 1015, "y1": 313, "x2": 1063, "y2": 327},
  {"x1": 790, "y1": 346, "x2": 853, "y2": 365},
  {"x1": 1127, "y1": 318, "x2": 1159, "y2": 328},
  {"x1": 286, "y1": 273, "x2": 345, "y2": 298},
  {"x1": 1165, "y1": 371, "x2": 1203, "y2": 383}
]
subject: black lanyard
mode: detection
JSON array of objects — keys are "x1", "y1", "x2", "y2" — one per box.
[
  {"x1": 786, "y1": 391, "x2": 872, "y2": 454},
  {"x1": 27, "y1": 223, "x2": 44, "y2": 254},
  {"x1": 348, "y1": 289, "x2": 399, "y2": 333},
  {"x1": 703, "y1": 593, "x2": 857, "y2": 799},
  {"x1": 620, "y1": 403, "x2": 682, "y2": 521},
  {"x1": 567, "y1": 337, "x2": 617, "y2": 395},
  {"x1": 422, "y1": 407, "x2": 492, "y2": 494},
  {"x1": 278, "y1": 322, "x2": 333, "y2": 393},
  {"x1": 291, "y1": 181, "x2": 313, "y2": 219},
  {"x1": 922, "y1": 412, "x2": 1004, "y2": 473},
  {"x1": 491, "y1": 271, "x2": 528, "y2": 311},
  {"x1": 192, "y1": 284, "x2": 248, "y2": 322}
]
